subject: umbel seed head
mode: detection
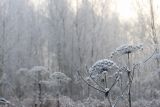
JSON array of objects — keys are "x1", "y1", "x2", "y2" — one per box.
[
  {"x1": 111, "y1": 44, "x2": 143, "y2": 58},
  {"x1": 89, "y1": 59, "x2": 119, "y2": 78}
]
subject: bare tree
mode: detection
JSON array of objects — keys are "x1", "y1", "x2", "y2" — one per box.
[{"x1": 149, "y1": 0, "x2": 159, "y2": 68}]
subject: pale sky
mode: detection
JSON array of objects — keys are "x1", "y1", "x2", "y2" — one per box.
[{"x1": 30, "y1": 0, "x2": 160, "y2": 23}]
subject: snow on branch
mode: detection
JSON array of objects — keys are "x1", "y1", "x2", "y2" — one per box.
[
  {"x1": 111, "y1": 44, "x2": 143, "y2": 57},
  {"x1": 89, "y1": 59, "x2": 119, "y2": 78}
]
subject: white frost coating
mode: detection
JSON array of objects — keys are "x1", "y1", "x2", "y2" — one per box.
[
  {"x1": 85, "y1": 77, "x2": 91, "y2": 81},
  {"x1": 50, "y1": 72, "x2": 71, "y2": 84},
  {"x1": 28, "y1": 66, "x2": 50, "y2": 81},
  {"x1": 16, "y1": 68, "x2": 29, "y2": 76},
  {"x1": 85, "y1": 77, "x2": 93, "y2": 84},
  {"x1": 102, "y1": 71, "x2": 108, "y2": 74},
  {"x1": 0, "y1": 97, "x2": 10, "y2": 104},
  {"x1": 17, "y1": 68, "x2": 28, "y2": 73},
  {"x1": 111, "y1": 44, "x2": 143, "y2": 57},
  {"x1": 29, "y1": 66, "x2": 48, "y2": 73},
  {"x1": 39, "y1": 80, "x2": 57, "y2": 88},
  {"x1": 89, "y1": 59, "x2": 119, "y2": 78},
  {"x1": 105, "y1": 88, "x2": 109, "y2": 92}
]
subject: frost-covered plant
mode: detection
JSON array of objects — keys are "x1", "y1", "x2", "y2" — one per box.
[
  {"x1": 85, "y1": 77, "x2": 93, "y2": 84},
  {"x1": 29, "y1": 66, "x2": 48, "y2": 72},
  {"x1": 0, "y1": 97, "x2": 10, "y2": 104},
  {"x1": 27, "y1": 66, "x2": 50, "y2": 107},
  {"x1": 46, "y1": 72, "x2": 71, "y2": 106},
  {"x1": 41, "y1": 72, "x2": 71, "y2": 96},
  {"x1": 28, "y1": 66, "x2": 50, "y2": 81},
  {"x1": 78, "y1": 43, "x2": 156, "y2": 107},
  {"x1": 44, "y1": 72, "x2": 71, "y2": 92},
  {"x1": 26, "y1": 66, "x2": 50, "y2": 96},
  {"x1": 50, "y1": 72, "x2": 71, "y2": 84},
  {"x1": 58, "y1": 96, "x2": 75, "y2": 107},
  {"x1": 111, "y1": 44, "x2": 143, "y2": 57},
  {"x1": 14, "y1": 68, "x2": 31, "y2": 99},
  {"x1": 110, "y1": 44, "x2": 143, "y2": 107},
  {"x1": 82, "y1": 97, "x2": 105, "y2": 107},
  {"x1": 89, "y1": 59, "x2": 120, "y2": 78},
  {"x1": 78, "y1": 59, "x2": 122, "y2": 107},
  {"x1": 28, "y1": 66, "x2": 50, "y2": 83},
  {"x1": 14, "y1": 67, "x2": 71, "y2": 107},
  {"x1": 0, "y1": 73, "x2": 13, "y2": 97}
]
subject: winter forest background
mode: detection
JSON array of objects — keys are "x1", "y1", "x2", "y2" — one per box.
[{"x1": 0, "y1": 0, "x2": 160, "y2": 107}]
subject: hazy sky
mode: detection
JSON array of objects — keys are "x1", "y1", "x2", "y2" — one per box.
[{"x1": 30, "y1": 0, "x2": 160, "y2": 23}]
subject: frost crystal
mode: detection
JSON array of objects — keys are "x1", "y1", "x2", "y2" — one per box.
[
  {"x1": 105, "y1": 88, "x2": 109, "y2": 92},
  {"x1": 111, "y1": 44, "x2": 143, "y2": 57},
  {"x1": 89, "y1": 59, "x2": 119, "y2": 78},
  {"x1": 50, "y1": 72, "x2": 71, "y2": 84}
]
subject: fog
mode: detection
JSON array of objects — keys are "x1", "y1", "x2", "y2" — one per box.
[{"x1": 0, "y1": 0, "x2": 160, "y2": 107}]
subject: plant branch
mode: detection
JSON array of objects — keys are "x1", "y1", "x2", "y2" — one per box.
[
  {"x1": 85, "y1": 66, "x2": 106, "y2": 91},
  {"x1": 77, "y1": 70, "x2": 106, "y2": 93}
]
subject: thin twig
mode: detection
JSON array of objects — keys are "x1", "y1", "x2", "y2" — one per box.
[
  {"x1": 107, "y1": 95, "x2": 112, "y2": 107},
  {"x1": 85, "y1": 66, "x2": 106, "y2": 91},
  {"x1": 77, "y1": 70, "x2": 106, "y2": 93},
  {"x1": 108, "y1": 76, "x2": 120, "y2": 92},
  {"x1": 143, "y1": 49, "x2": 156, "y2": 63},
  {"x1": 112, "y1": 82, "x2": 130, "y2": 107}
]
